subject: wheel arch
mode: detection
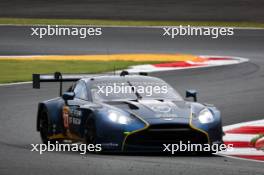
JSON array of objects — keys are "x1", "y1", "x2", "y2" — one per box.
[{"x1": 36, "y1": 98, "x2": 65, "y2": 135}]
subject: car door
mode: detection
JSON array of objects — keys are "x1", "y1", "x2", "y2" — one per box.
[{"x1": 67, "y1": 80, "x2": 88, "y2": 136}]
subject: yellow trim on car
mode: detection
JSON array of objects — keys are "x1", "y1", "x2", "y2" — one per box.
[
  {"x1": 189, "y1": 113, "x2": 210, "y2": 144},
  {"x1": 48, "y1": 134, "x2": 66, "y2": 140},
  {"x1": 48, "y1": 130, "x2": 81, "y2": 141},
  {"x1": 121, "y1": 113, "x2": 150, "y2": 151}
]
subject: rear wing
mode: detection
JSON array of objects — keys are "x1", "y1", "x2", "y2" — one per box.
[
  {"x1": 32, "y1": 72, "x2": 94, "y2": 96},
  {"x1": 32, "y1": 71, "x2": 148, "y2": 96}
]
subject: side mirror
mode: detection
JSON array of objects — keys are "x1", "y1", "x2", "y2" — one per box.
[
  {"x1": 62, "y1": 92, "x2": 75, "y2": 102},
  {"x1": 186, "y1": 90, "x2": 197, "y2": 102}
]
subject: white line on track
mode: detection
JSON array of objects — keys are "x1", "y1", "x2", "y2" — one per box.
[
  {"x1": 214, "y1": 154, "x2": 264, "y2": 163},
  {"x1": 219, "y1": 148, "x2": 264, "y2": 156},
  {"x1": 125, "y1": 55, "x2": 249, "y2": 73},
  {"x1": 0, "y1": 81, "x2": 31, "y2": 86},
  {"x1": 223, "y1": 133, "x2": 257, "y2": 142}
]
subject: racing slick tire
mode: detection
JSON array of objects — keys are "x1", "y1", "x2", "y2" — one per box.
[
  {"x1": 39, "y1": 109, "x2": 60, "y2": 144},
  {"x1": 84, "y1": 116, "x2": 97, "y2": 145}
]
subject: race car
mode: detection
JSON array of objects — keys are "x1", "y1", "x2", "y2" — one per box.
[{"x1": 33, "y1": 71, "x2": 223, "y2": 152}]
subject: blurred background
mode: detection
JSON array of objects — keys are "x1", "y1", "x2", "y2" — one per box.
[{"x1": 0, "y1": 0, "x2": 263, "y2": 22}]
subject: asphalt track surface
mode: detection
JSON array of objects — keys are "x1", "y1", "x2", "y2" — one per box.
[
  {"x1": 0, "y1": 0, "x2": 264, "y2": 22},
  {"x1": 0, "y1": 26, "x2": 264, "y2": 174}
]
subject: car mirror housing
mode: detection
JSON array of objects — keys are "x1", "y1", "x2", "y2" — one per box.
[
  {"x1": 62, "y1": 92, "x2": 75, "y2": 102},
  {"x1": 186, "y1": 89, "x2": 197, "y2": 102}
]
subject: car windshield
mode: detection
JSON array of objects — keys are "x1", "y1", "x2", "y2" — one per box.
[{"x1": 90, "y1": 77, "x2": 183, "y2": 102}]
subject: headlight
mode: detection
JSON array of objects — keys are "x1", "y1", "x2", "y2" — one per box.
[
  {"x1": 198, "y1": 108, "x2": 214, "y2": 124},
  {"x1": 108, "y1": 110, "x2": 131, "y2": 125}
]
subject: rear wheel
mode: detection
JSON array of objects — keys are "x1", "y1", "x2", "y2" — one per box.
[
  {"x1": 39, "y1": 110, "x2": 58, "y2": 144},
  {"x1": 39, "y1": 110, "x2": 49, "y2": 144}
]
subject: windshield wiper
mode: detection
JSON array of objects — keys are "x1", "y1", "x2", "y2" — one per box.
[{"x1": 127, "y1": 81, "x2": 142, "y2": 100}]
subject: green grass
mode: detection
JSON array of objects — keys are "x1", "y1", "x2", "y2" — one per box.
[
  {"x1": 1, "y1": 18, "x2": 264, "y2": 28},
  {"x1": 0, "y1": 60, "x2": 158, "y2": 83}
]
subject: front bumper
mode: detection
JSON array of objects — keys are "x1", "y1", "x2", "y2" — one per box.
[{"x1": 123, "y1": 123, "x2": 209, "y2": 152}]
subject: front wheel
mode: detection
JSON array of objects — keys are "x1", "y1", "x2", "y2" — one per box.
[{"x1": 84, "y1": 118, "x2": 97, "y2": 145}]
